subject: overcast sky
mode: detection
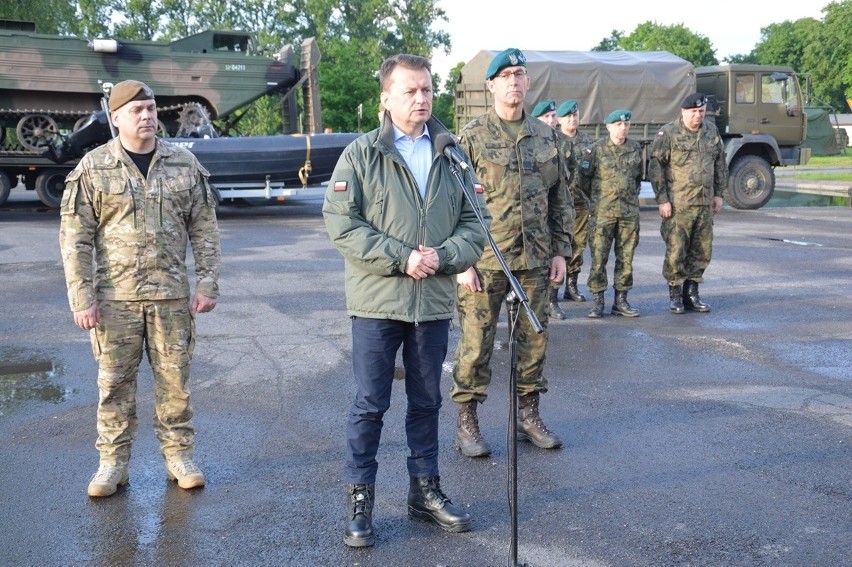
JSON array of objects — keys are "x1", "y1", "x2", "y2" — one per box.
[{"x1": 431, "y1": 0, "x2": 830, "y2": 80}]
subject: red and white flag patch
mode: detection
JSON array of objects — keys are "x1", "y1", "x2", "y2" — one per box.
[
  {"x1": 474, "y1": 183, "x2": 484, "y2": 194},
  {"x1": 334, "y1": 181, "x2": 348, "y2": 192}
]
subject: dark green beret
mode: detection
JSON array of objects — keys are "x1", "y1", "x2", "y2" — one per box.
[
  {"x1": 109, "y1": 80, "x2": 155, "y2": 111},
  {"x1": 605, "y1": 109, "x2": 632, "y2": 124},
  {"x1": 485, "y1": 48, "x2": 527, "y2": 80},
  {"x1": 532, "y1": 100, "x2": 556, "y2": 117},
  {"x1": 556, "y1": 100, "x2": 579, "y2": 117},
  {"x1": 680, "y1": 92, "x2": 707, "y2": 109}
]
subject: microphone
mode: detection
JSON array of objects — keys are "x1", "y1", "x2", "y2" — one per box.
[{"x1": 435, "y1": 132, "x2": 470, "y2": 172}]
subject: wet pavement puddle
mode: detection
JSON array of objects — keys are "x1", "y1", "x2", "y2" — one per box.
[{"x1": 0, "y1": 353, "x2": 74, "y2": 415}]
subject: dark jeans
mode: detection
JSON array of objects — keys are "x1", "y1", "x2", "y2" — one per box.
[{"x1": 344, "y1": 317, "x2": 449, "y2": 484}]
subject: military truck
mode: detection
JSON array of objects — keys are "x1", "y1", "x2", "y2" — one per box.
[
  {"x1": 0, "y1": 19, "x2": 323, "y2": 207},
  {"x1": 455, "y1": 51, "x2": 811, "y2": 209}
]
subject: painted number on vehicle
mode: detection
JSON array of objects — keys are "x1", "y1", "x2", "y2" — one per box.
[{"x1": 225, "y1": 64, "x2": 246, "y2": 71}]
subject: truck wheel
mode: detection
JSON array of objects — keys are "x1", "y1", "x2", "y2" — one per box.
[
  {"x1": 0, "y1": 171, "x2": 11, "y2": 206},
  {"x1": 726, "y1": 156, "x2": 775, "y2": 210},
  {"x1": 35, "y1": 170, "x2": 68, "y2": 209}
]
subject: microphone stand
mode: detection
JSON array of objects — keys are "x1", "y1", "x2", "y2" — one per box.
[{"x1": 446, "y1": 158, "x2": 541, "y2": 567}]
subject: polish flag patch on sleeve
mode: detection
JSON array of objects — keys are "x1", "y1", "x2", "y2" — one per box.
[
  {"x1": 334, "y1": 181, "x2": 348, "y2": 192},
  {"x1": 474, "y1": 183, "x2": 484, "y2": 194}
]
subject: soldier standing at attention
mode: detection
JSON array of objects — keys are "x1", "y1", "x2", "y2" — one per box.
[
  {"x1": 324, "y1": 54, "x2": 487, "y2": 547},
  {"x1": 452, "y1": 48, "x2": 573, "y2": 458},
  {"x1": 531, "y1": 99, "x2": 558, "y2": 129},
  {"x1": 59, "y1": 80, "x2": 221, "y2": 497},
  {"x1": 556, "y1": 100, "x2": 595, "y2": 304},
  {"x1": 533, "y1": 98, "x2": 573, "y2": 320},
  {"x1": 579, "y1": 110, "x2": 644, "y2": 318},
  {"x1": 649, "y1": 93, "x2": 727, "y2": 314}
]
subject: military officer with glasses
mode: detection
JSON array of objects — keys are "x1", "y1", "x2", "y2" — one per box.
[{"x1": 451, "y1": 48, "x2": 574, "y2": 458}]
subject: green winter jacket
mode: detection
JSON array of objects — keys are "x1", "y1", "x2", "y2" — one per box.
[{"x1": 323, "y1": 116, "x2": 489, "y2": 323}]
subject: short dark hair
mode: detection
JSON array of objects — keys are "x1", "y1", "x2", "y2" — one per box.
[{"x1": 378, "y1": 54, "x2": 431, "y2": 91}]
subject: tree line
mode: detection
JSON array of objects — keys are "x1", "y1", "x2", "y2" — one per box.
[{"x1": 3, "y1": 0, "x2": 850, "y2": 135}]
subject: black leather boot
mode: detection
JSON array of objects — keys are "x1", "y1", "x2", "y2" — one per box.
[
  {"x1": 611, "y1": 290, "x2": 639, "y2": 317},
  {"x1": 408, "y1": 476, "x2": 472, "y2": 533},
  {"x1": 563, "y1": 273, "x2": 587, "y2": 302},
  {"x1": 344, "y1": 483, "x2": 375, "y2": 547},
  {"x1": 683, "y1": 280, "x2": 711, "y2": 312},
  {"x1": 587, "y1": 291, "x2": 605, "y2": 318},
  {"x1": 549, "y1": 287, "x2": 567, "y2": 320},
  {"x1": 669, "y1": 285, "x2": 685, "y2": 314},
  {"x1": 456, "y1": 401, "x2": 491, "y2": 458},
  {"x1": 517, "y1": 393, "x2": 563, "y2": 449}
]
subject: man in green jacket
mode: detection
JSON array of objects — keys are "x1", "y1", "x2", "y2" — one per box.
[
  {"x1": 452, "y1": 48, "x2": 574, "y2": 458},
  {"x1": 323, "y1": 54, "x2": 488, "y2": 548},
  {"x1": 649, "y1": 92, "x2": 727, "y2": 313}
]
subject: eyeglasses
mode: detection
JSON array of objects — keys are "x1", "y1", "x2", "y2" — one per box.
[{"x1": 494, "y1": 69, "x2": 527, "y2": 81}]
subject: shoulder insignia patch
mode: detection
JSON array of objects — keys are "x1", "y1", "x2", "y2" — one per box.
[
  {"x1": 474, "y1": 183, "x2": 484, "y2": 194},
  {"x1": 657, "y1": 131, "x2": 665, "y2": 136},
  {"x1": 334, "y1": 181, "x2": 348, "y2": 192}
]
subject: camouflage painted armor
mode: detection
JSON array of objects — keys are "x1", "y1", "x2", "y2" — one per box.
[
  {"x1": 451, "y1": 109, "x2": 572, "y2": 403},
  {"x1": 558, "y1": 129, "x2": 595, "y2": 275},
  {"x1": 649, "y1": 118, "x2": 727, "y2": 285},
  {"x1": 580, "y1": 137, "x2": 643, "y2": 292},
  {"x1": 59, "y1": 137, "x2": 220, "y2": 464}
]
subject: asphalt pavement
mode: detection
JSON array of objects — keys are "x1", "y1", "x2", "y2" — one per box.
[{"x1": 1, "y1": 197, "x2": 851, "y2": 566}]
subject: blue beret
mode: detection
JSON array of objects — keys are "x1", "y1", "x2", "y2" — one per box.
[
  {"x1": 681, "y1": 92, "x2": 707, "y2": 109},
  {"x1": 532, "y1": 100, "x2": 556, "y2": 117},
  {"x1": 556, "y1": 100, "x2": 579, "y2": 117},
  {"x1": 605, "y1": 109, "x2": 632, "y2": 124},
  {"x1": 485, "y1": 48, "x2": 527, "y2": 80}
]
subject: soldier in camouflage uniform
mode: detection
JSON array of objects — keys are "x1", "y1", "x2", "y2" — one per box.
[
  {"x1": 649, "y1": 93, "x2": 726, "y2": 314},
  {"x1": 59, "y1": 80, "x2": 221, "y2": 497},
  {"x1": 556, "y1": 99, "x2": 594, "y2": 306},
  {"x1": 579, "y1": 110, "x2": 643, "y2": 318},
  {"x1": 452, "y1": 48, "x2": 574, "y2": 458},
  {"x1": 533, "y1": 99, "x2": 572, "y2": 320}
]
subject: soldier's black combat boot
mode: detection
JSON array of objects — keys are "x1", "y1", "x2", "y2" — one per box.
[
  {"x1": 587, "y1": 291, "x2": 605, "y2": 318},
  {"x1": 408, "y1": 476, "x2": 472, "y2": 533},
  {"x1": 563, "y1": 273, "x2": 587, "y2": 302},
  {"x1": 344, "y1": 483, "x2": 375, "y2": 547},
  {"x1": 548, "y1": 287, "x2": 568, "y2": 320},
  {"x1": 456, "y1": 401, "x2": 491, "y2": 458},
  {"x1": 683, "y1": 280, "x2": 711, "y2": 312},
  {"x1": 669, "y1": 285, "x2": 685, "y2": 314},
  {"x1": 517, "y1": 393, "x2": 563, "y2": 449},
  {"x1": 611, "y1": 290, "x2": 639, "y2": 317}
]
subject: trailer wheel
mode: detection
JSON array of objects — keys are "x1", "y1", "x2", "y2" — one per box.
[
  {"x1": 725, "y1": 156, "x2": 775, "y2": 210},
  {"x1": 35, "y1": 170, "x2": 68, "y2": 209},
  {"x1": 0, "y1": 171, "x2": 11, "y2": 206}
]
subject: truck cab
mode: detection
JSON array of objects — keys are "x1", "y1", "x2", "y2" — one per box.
[{"x1": 697, "y1": 64, "x2": 811, "y2": 208}]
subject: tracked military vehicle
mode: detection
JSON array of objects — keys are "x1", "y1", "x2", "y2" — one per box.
[{"x1": 0, "y1": 19, "x2": 309, "y2": 206}]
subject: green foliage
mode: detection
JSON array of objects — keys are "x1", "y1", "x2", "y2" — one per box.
[
  {"x1": 432, "y1": 62, "x2": 463, "y2": 132},
  {"x1": 619, "y1": 22, "x2": 718, "y2": 66},
  {"x1": 0, "y1": 0, "x2": 76, "y2": 34},
  {"x1": 591, "y1": 30, "x2": 624, "y2": 52},
  {"x1": 752, "y1": 2, "x2": 852, "y2": 111}
]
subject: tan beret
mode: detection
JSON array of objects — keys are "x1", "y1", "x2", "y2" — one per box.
[{"x1": 109, "y1": 80, "x2": 155, "y2": 111}]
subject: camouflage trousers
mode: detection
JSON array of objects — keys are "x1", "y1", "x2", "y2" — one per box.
[
  {"x1": 452, "y1": 267, "x2": 550, "y2": 404},
  {"x1": 90, "y1": 299, "x2": 196, "y2": 466},
  {"x1": 660, "y1": 206, "x2": 714, "y2": 285},
  {"x1": 587, "y1": 215, "x2": 640, "y2": 293},
  {"x1": 566, "y1": 206, "x2": 590, "y2": 275}
]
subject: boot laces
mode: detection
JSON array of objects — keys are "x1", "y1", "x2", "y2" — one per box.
[
  {"x1": 521, "y1": 397, "x2": 554, "y2": 434},
  {"x1": 423, "y1": 477, "x2": 450, "y2": 505},
  {"x1": 460, "y1": 405, "x2": 484, "y2": 439},
  {"x1": 350, "y1": 484, "x2": 372, "y2": 516},
  {"x1": 91, "y1": 464, "x2": 123, "y2": 483},
  {"x1": 169, "y1": 459, "x2": 202, "y2": 476}
]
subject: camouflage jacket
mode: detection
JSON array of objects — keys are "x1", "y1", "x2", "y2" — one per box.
[
  {"x1": 579, "y1": 137, "x2": 644, "y2": 219},
  {"x1": 558, "y1": 129, "x2": 595, "y2": 210},
  {"x1": 649, "y1": 118, "x2": 728, "y2": 208},
  {"x1": 459, "y1": 108, "x2": 574, "y2": 271},
  {"x1": 59, "y1": 138, "x2": 221, "y2": 312},
  {"x1": 323, "y1": 117, "x2": 488, "y2": 323}
]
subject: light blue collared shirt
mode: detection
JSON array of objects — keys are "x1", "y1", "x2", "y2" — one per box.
[{"x1": 392, "y1": 123, "x2": 432, "y2": 200}]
